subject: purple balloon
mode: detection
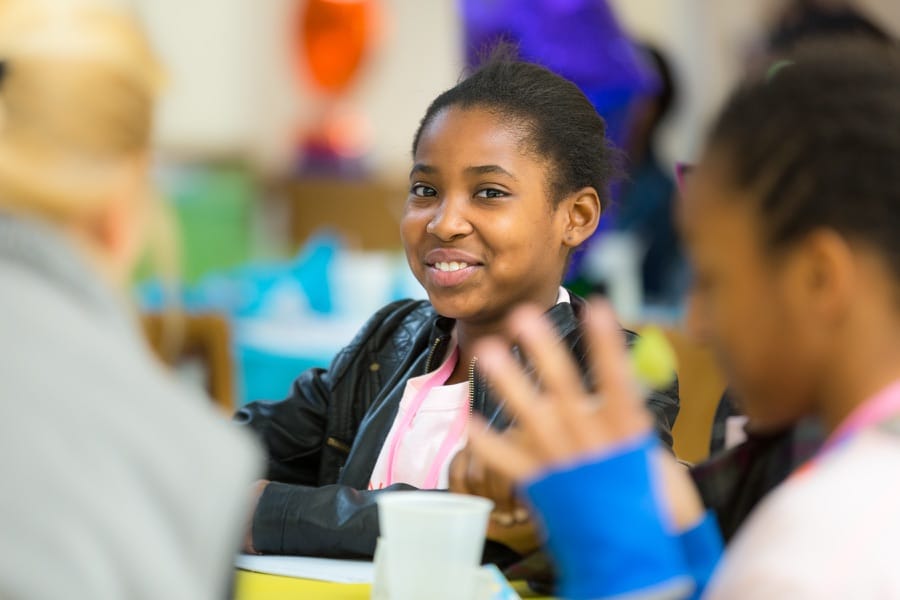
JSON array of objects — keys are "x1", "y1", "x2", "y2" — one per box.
[
  {"x1": 463, "y1": 0, "x2": 652, "y2": 89},
  {"x1": 461, "y1": 0, "x2": 658, "y2": 144}
]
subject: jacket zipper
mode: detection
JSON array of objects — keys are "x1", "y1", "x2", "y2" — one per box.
[
  {"x1": 427, "y1": 335, "x2": 478, "y2": 415},
  {"x1": 467, "y1": 357, "x2": 477, "y2": 415},
  {"x1": 423, "y1": 336, "x2": 444, "y2": 373}
]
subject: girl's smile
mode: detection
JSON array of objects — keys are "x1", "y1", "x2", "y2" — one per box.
[{"x1": 424, "y1": 248, "x2": 484, "y2": 288}]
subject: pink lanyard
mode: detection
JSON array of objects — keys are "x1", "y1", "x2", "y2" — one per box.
[
  {"x1": 384, "y1": 346, "x2": 470, "y2": 488},
  {"x1": 816, "y1": 379, "x2": 900, "y2": 460}
]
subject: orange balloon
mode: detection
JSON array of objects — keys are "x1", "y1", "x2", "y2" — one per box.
[{"x1": 298, "y1": 0, "x2": 376, "y2": 95}]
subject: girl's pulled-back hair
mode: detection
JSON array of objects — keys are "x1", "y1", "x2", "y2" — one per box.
[
  {"x1": 708, "y1": 39, "x2": 900, "y2": 275},
  {"x1": 412, "y1": 45, "x2": 620, "y2": 209}
]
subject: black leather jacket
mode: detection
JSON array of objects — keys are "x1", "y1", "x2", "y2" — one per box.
[{"x1": 235, "y1": 295, "x2": 680, "y2": 557}]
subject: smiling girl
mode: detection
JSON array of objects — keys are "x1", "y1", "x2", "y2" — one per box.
[{"x1": 236, "y1": 53, "x2": 680, "y2": 558}]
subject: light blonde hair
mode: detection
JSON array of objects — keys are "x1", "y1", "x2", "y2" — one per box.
[
  {"x1": 0, "y1": 0, "x2": 164, "y2": 221},
  {"x1": 0, "y1": 0, "x2": 186, "y2": 351}
]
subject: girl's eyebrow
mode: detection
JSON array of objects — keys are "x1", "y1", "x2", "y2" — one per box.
[
  {"x1": 464, "y1": 164, "x2": 517, "y2": 181},
  {"x1": 410, "y1": 163, "x2": 437, "y2": 178},
  {"x1": 410, "y1": 163, "x2": 518, "y2": 181}
]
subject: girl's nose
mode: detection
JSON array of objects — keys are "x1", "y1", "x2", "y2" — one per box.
[{"x1": 426, "y1": 196, "x2": 474, "y2": 241}]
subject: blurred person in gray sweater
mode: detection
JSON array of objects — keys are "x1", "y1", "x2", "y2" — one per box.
[{"x1": 0, "y1": 1, "x2": 260, "y2": 598}]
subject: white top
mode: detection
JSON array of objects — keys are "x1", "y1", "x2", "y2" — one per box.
[
  {"x1": 368, "y1": 288, "x2": 571, "y2": 490},
  {"x1": 706, "y1": 427, "x2": 900, "y2": 598}
]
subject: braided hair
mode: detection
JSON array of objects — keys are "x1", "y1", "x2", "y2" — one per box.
[{"x1": 708, "y1": 39, "x2": 900, "y2": 278}]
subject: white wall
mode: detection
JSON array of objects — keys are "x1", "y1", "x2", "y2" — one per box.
[
  {"x1": 348, "y1": 0, "x2": 463, "y2": 175},
  {"x1": 135, "y1": 0, "x2": 259, "y2": 157},
  {"x1": 136, "y1": 0, "x2": 462, "y2": 176}
]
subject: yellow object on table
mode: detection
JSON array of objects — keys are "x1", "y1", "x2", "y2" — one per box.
[
  {"x1": 235, "y1": 569, "x2": 370, "y2": 599},
  {"x1": 234, "y1": 569, "x2": 553, "y2": 599}
]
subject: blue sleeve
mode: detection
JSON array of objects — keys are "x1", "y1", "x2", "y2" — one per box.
[
  {"x1": 523, "y1": 433, "x2": 695, "y2": 600},
  {"x1": 678, "y1": 512, "x2": 724, "y2": 599}
]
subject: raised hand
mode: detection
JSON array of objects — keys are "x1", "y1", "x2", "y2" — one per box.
[
  {"x1": 467, "y1": 299, "x2": 703, "y2": 532},
  {"x1": 467, "y1": 300, "x2": 652, "y2": 480}
]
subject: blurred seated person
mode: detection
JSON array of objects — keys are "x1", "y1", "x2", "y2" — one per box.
[
  {"x1": 467, "y1": 39, "x2": 900, "y2": 598},
  {"x1": 0, "y1": 2, "x2": 260, "y2": 598},
  {"x1": 691, "y1": 1, "x2": 890, "y2": 543}
]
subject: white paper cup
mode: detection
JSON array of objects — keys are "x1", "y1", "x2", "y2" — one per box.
[
  {"x1": 376, "y1": 491, "x2": 493, "y2": 600},
  {"x1": 371, "y1": 537, "x2": 389, "y2": 600}
]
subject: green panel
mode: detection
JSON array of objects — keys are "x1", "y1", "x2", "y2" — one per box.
[{"x1": 170, "y1": 164, "x2": 255, "y2": 283}]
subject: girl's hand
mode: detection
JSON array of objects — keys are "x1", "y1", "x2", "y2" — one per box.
[
  {"x1": 468, "y1": 300, "x2": 703, "y2": 531},
  {"x1": 468, "y1": 300, "x2": 651, "y2": 478}
]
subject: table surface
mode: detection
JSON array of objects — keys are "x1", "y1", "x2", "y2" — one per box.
[{"x1": 234, "y1": 569, "x2": 552, "y2": 599}]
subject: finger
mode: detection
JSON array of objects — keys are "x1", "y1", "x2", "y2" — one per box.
[
  {"x1": 467, "y1": 415, "x2": 541, "y2": 482},
  {"x1": 485, "y1": 459, "x2": 518, "y2": 515},
  {"x1": 465, "y1": 447, "x2": 488, "y2": 497},
  {"x1": 475, "y1": 338, "x2": 573, "y2": 460},
  {"x1": 513, "y1": 505, "x2": 531, "y2": 524},
  {"x1": 487, "y1": 519, "x2": 541, "y2": 555},
  {"x1": 508, "y1": 305, "x2": 597, "y2": 447},
  {"x1": 653, "y1": 448, "x2": 705, "y2": 532},
  {"x1": 508, "y1": 305, "x2": 586, "y2": 401},
  {"x1": 491, "y1": 510, "x2": 515, "y2": 527},
  {"x1": 447, "y1": 446, "x2": 471, "y2": 495},
  {"x1": 586, "y1": 299, "x2": 652, "y2": 435}
]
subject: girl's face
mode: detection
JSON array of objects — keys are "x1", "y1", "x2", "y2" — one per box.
[
  {"x1": 679, "y1": 156, "x2": 826, "y2": 429},
  {"x1": 401, "y1": 106, "x2": 587, "y2": 326}
]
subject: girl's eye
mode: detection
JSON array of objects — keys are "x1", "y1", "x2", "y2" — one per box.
[
  {"x1": 475, "y1": 188, "x2": 506, "y2": 199},
  {"x1": 411, "y1": 184, "x2": 437, "y2": 197}
]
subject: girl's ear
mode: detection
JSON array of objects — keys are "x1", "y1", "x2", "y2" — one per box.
[
  {"x1": 792, "y1": 229, "x2": 855, "y2": 326},
  {"x1": 560, "y1": 186, "x2": 601, "y2": 248}
]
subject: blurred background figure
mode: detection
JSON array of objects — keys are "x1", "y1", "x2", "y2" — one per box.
[
  {"x1": 613, "y1": 43, "x2": 685, "y2": 308},
  {"x1": 0, "y1": 1, "x2": 260, "y2": 598},
  {"x1": 768, "y1": 0, "x2": 891, "y2": 52}
]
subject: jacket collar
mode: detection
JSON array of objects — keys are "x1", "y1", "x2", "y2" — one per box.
[
  {"x1": 545, "y1": 293, "x2": 585, "y2": 338},
  {"x1": 426, "y1": 291, "x2": 584, "y2": 346}
]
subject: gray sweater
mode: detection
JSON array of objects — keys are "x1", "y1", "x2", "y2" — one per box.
[{"x1": 0, "y1": 214, "x2": 261, "y2": 599}]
